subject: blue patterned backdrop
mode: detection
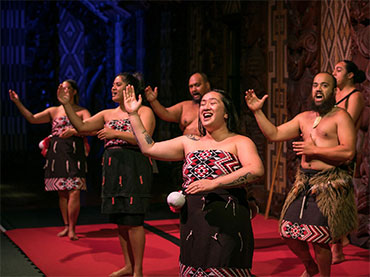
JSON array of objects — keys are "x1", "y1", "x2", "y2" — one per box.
[{"x1": 58, "y1": 6, "x2": 85, "y2": 96}]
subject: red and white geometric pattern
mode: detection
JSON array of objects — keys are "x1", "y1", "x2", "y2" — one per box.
[
  {"x1": 51, "y1": 116, "x2": 73, "y2": 136},
  {"x1": 104, "y1": 119, "x2": 131, "y2": 148},
  {"x1": 280, "y1": 220, "x2": 331, "y2": 244},
  {"x1": 45, "y1": 177, "x2": 86, "y2": 191},
  {"x1": 180, "y1": 262, "x2": 252, "y2": 277},
  {"x1": 182, "y1": 150, "x2": 241, "y2": 188}
]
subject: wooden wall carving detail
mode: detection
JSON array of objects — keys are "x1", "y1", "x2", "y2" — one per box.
[
  {"x1": 349, "y1": 0, "x2": 369, "y2": 248},
  {"x1": 266, "y1": 0, "x2": 288, "y2": 199},
  {"x1": 320, "y1": 0, "x2": 369, "y2": 248},
  {"x1": 286, "y1": 1, "x2": 320, "y2": 191}
]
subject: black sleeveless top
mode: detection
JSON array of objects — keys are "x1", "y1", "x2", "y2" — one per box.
[{"x1": 335, "y1": 89, "x2": 359, "y2": 107}]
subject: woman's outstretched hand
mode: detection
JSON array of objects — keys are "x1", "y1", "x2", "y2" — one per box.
[
  {"x1": 8, "y1": 90, "x2": 20, "y2": 103},
  {"x1": 124, "y1": 84, "x2": 142, "y2": 114}
]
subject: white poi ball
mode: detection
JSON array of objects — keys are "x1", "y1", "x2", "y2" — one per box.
[
  {"x1": 39, "y1": 139, "x2": 45, "y2": 149},
  {"x1": 167, "y1": 191, "x2": 185, "y2": 208}
]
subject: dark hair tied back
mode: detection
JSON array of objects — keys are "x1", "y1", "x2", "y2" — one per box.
[
  {"x1": 133, "y1": 72, "x2": 145, "y2": 94},
  {"x1": 116, "y1": 72, "x2": 141, "y2": 95},
  {"x1": 343, "y1": 60, "x2": 366, "y2": 84}
]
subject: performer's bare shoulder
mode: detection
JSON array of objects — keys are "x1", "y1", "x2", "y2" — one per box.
[{"x1": 180, "y1": 100, "x2": 201, "y2": 135}]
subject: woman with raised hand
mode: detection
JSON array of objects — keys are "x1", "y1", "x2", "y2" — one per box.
[
  {"x1": 58, "y1": 73, "x2": 155, "y2": 277},
  {"x1": 331, "y1": 60, "x2": 366, "y2": 264},
  {"x1": 124, "y1": 84, "x2": 264, "y2": 276},
  {"x1": 8, "y1": 80, "x2": 91, "y2": 240}
]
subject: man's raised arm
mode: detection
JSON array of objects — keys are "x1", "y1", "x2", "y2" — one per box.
[
  {"x1": 245, "y1": 89, "x2": 300, "y2": 141},
  {"x1": 145, "y1": 86, "x2": 182, "y2": 123}
]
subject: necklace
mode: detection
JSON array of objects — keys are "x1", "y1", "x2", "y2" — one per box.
[{"x1": 312, "y1": 115, "x2": 322, "y2": 129}]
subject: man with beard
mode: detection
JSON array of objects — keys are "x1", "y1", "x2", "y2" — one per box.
[
  {"x1": 145, "y1": 72, "x2": 211, "y2": 135},
  {"x1": 245, "y1": 72, "x2": 358, "y2": 276}
]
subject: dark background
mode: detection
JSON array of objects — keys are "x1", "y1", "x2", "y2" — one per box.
[{"x1": 1, "y1": 0, "x2": 270, "y2": 213}]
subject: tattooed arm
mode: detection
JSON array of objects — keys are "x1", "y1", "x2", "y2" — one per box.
[
  {"x1": 124, "y1": 84, "x2": 186, "y2": 161},
  {"x1": 185, "y1": 135, "x2": 264, "y2": 194}
]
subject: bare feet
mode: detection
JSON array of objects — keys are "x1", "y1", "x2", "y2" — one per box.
[
  {"x1": 57, "y1": 226, "x2": 68, "y2": 237},
  {"x1": 133, "y1": 269, "x2": 143, "y2": 277},
  {"x1": 109, "y1": 266, "x2": 133, "y2": 277},
  {"x1": 68, "y1": 232, "x2": 79, "y2": 241},
  {"x1": 342, "y1": 236, "x2": 350, "y2": 247},
  {"x1": 301, "y1": 270, "x2": 312, "y2": 277},
  {"x1": 301, "y1": 268, "x2": 319, "y2": 277},
  {"x1": 301, "y1": 271, "x2": 310, "y2": 277},
  {"x1": 331, "y1": 242, "x2": 345, "y2": 264},
  {"x1": 301, "y1": 261, "x2": 319, "y2": 276},
  {"x1": 332, "y1": 253, "x2": 345, "y2": 264}
]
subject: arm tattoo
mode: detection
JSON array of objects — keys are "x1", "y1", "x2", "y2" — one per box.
[
  {"x1": 186, "y1": 134, "x2": 200, "y2": 141},
  {"x1": 219, "y1": 172, "x2": 254, "y2": 188},
  {"x1": 142, "y1": 130, "x2": 154, "y2": 145}
]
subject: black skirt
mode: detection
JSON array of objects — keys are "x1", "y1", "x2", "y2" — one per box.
[
  {"x1": 44, "y1": 136, "x2": 87, "y2": 191},
  {"x1": 180, "y1": 188, "x2": 254, "y2": 270},
  {"x1": 101, "y1": 146, "x2": 152, "y2": 215},
  {"x1": 280, "y1": 168, "x2": 331, "y2": 244}
]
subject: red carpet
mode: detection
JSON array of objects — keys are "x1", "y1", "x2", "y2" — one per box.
[
  {"x1": 5, "y1": 223, "x2": 179, "y2": 276},
  {"x1": 144, "y1": 219, "x2": 180, "y2": 239},
  {"x1": 5, "y1": 215, "x2": 369, "y2": 276}
]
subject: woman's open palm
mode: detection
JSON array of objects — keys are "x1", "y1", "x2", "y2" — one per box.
[
  {"x1": 124, "y1": 85, "x2": 142, "y2": 114},
  {"x1": 8, "y1": 90, "x2": 20, "y2": 102}
]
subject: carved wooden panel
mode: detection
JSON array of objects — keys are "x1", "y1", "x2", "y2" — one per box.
[
  {"x1": 321, "y1": 0, "x2": 352, "y2": 72},
  {"x1": 286, "y1": 0, "x2": 320, "y2": 191},
  {"x1": 348, "y1": 0, "x2": 369, "y2": 248},
  {"x1": 320, "y1": 0, "x2": 369, "y2": 248},
  {"x1": 267, "y1": 0, "x2": 288, "y2": 195}
]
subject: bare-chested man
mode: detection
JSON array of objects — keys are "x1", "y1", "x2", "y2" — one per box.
[
  {"x1": 145, "y1": 72, "x2": 211, "y2": 135},
  {"x1": 245, "y1": 72, "x2": 358, "y2": 276}
]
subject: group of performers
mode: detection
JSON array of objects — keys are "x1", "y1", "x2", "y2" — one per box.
[{"x1": 8, "y1": 59, "x2": 366, "y2": 276}]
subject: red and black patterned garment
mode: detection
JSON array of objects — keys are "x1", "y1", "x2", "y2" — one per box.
[
  {"x1": 44, "y1": 116, "x2": 87, "y2": 191},
  {"x1": 280, "y1": 167, "x2": 357, "y2": 244},
  {"x1": 103, "y1": 118, "x2": 131, "y2": 148},
  {"x1": 280, "y1": 170, "x2": 331, "y2": 244},
  {"x1": 281, "y1": 198, "x2": 331, "y2": 243},
  {"x1": 101, "y1": 119, "x2": 152, "y2": 225},
  {"x1": 180, "y1": 150, "x2": 254, "y2": 277}
]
